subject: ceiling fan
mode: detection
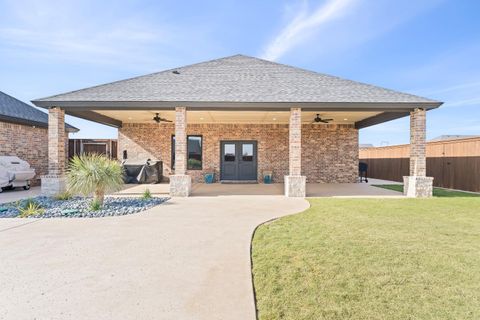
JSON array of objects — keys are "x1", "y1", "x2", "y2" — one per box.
[
  {"x1": 312, "y1": 114, "x2": 333, "y2": 124},
  {"x1": 152, "y1": 113, "x2": 172, "y2": 123}
]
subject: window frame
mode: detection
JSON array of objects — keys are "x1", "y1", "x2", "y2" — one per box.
[{"x1": 171, "y1": 134, "x2": 203, "y2": 171}]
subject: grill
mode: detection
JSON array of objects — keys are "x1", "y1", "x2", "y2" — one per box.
[
  {"x1": 358, "y1": 162, "x2": 368, "y2": 183},
  {"x1": 122, "y1": 159, "x2": 163, "y2": 184},
  {"x1": 0, "y1": 156, "x2": 36, "y2": 192}
]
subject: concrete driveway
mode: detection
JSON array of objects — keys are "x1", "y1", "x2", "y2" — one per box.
[{"x1": 0, "y1": 195, "x2": 309, "y2": 320}]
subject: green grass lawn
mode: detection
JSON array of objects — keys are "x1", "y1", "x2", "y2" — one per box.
[
  {"x1": 372, "y1": 184, "x2": 480, "y2": 197},
  {"x1": 252, "y1": 198, "x2": 480, "y2": 320}
]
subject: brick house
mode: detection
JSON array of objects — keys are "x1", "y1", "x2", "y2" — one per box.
[
  {"x1": 32, "y1": 55, "x2": 442, "y2": 197},
  {"x1": 0, "y1": 91, "x2": 78, "y2": 186}
]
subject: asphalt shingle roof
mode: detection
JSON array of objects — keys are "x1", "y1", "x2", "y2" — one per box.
[
  {"x1": 0, "y1": 91, "x2": 78, "y2": 131},
  {"x1": 34, "y1": 55, "x2": 440, "y2": 105}
]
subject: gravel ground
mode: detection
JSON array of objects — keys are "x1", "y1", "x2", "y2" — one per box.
[{"x1": 0, "y1": 196, "x2": 168, "y2": 218}]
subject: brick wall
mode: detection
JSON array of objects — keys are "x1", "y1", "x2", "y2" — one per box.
[
  {"x1": 302, "y1": 124, "x2": 359, "y2": 183},
  {"x1": 118, "y1": 123, "x2": 358, "y2": 183},
  {"x1": 0, "y1": 121, "x2": 48, "y2": 186}
]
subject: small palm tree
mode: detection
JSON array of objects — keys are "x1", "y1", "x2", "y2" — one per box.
[{"x1": 67, "y1": 154, "x2": 124, "y2": 205}]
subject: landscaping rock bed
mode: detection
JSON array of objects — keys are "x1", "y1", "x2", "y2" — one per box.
[{"x1": 0, "y1": 196, "x2": 168, "y2": 218}]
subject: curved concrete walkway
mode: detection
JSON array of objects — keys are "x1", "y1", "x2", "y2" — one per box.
[{"x1": 0, "y1": 195, "x2": 309, "y2": 320}]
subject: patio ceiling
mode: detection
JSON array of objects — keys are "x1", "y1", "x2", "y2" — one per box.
[
  {"x1": 61, "y1": 107, "x2": 411, "y2": 129},
  {"x1": 93, "y1": 110, "x2": 382, "y2": 125}
]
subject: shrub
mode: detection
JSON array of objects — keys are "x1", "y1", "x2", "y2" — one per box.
[
  {"x1": 17, "y1": 199, "x2": 44, "y2": 218},
  {"x1": 142, "y1": 188, "x2": 152, "y2": 200},
  {"x1": 54, "y1": 191, "x2": 72, "y2": 201},
  {"x1": 89, "y1": 198, "x2": 102, "y2": 211},
  {"x1": 67, "y1": 154, "x2": 124, "y2": 206}
]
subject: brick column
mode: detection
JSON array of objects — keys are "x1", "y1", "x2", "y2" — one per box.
[
  {"x1": 403, "y1": 108, "x2": 433, "y2": 197},
  {"x1": 409, "y1": 108, "x2": 427, "y2": 176},
  {"x1": 174, "y1": 107, "x2": 187, "y2": 175},
  {"x1": 169, "y1": 107, "x2": 191, "y2": 197},
  {"x1": 289, "y1": 107, "x2": 302, "y2": 176},
  {"x1": 41, "y1": 107, "x2": 67, "y2": 195},
  {"x1": 285, "y1": 108, "x2": 306, "y2": 197}
]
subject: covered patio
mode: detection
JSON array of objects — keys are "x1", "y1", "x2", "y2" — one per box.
[{"x1": 32, "y1": 55, "x2": 442, "y2": 198}]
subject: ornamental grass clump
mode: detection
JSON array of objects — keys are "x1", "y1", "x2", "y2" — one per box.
[
  {"x1": 89, "y1": 198, "x2": 102, "y2": 211},
  {"x1": 142, "y1": 188, "x2": 152, "y2": 200},
  {"x1": 54, "y1": 191, "x2": 73, "y2": 201},
  {"x1": 17, "y1": 199, "x2": 44, "y2": 218},
  {"x1": 67, "y1": 154, "x2": 124, "y2": 207}
]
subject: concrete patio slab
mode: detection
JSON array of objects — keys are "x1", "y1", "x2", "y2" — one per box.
[
  {"x1": 116, "y1": 183, "x2": 170, "y2": 195},
  {"x1": 0, "y1": 218, "x2": 41, "y2": 232},
  {"x1": 0, "y1": 195, "x2": 309, "y2": 320},
  {"x1": 192, "y1": 183, "x2": 284, "y2": 196},
  {"x1": 306, "y1": 181, "x2": 404, "y2": 197},
  {"x1": 116, "y1": 181, "x2": 405, "y2": 198},
  {"x1": 0, "y1": 186, "x2": 41, "y2": 204}
]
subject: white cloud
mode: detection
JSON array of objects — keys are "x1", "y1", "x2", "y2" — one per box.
[
  {"x1": 420, "y1": 81, "x2": 480, "y2": 96},
  {"x1": 260, "y1": 0, "x2": 356, "y2": 61},
  {"x1": 0, "y1": 2, "x2": 157, "y2": 66},
  {"x1": 403, "y1": 51, "x2": 480, "y2": 110},
  {"x1": 0, "y1": 0, "x2": 212, "y2": 69},
  {"x1": 260, "y1": 0, "x2": 443, "y2": 62},
  {"x1": 444, "y1": 97, "x2": 480, "y2": 108}
]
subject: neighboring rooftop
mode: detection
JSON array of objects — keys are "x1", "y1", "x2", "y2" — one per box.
[
  {"x1": 359, "y1": 144, "x2": 374, "y2": 148},
  {"x1": 33, "y1": 54, "x2": 442, "y2": 108},
  {"x1": 429, "y1": 135, "x2": 480, "y2": 142},
  {"x1": 0, "y1": 91, "x2": 78, "y2": 132}
]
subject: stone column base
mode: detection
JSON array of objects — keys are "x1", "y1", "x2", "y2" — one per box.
[
  {"x1": 284, "y1": 175, "x2": 306, "y2": 197},
  {"x1": 41, "y1": 175, "x2": 67, "y2": 196},
  {"x1": 169, "y1": 175, "x2": 192, "y2": 197},
  {"x1": 403, "y1": 176, "x2": 433, "y2": 198}
]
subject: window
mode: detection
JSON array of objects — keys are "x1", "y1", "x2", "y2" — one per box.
[
  {"x1": 187, "y1": 136, "x2": 202, "y2": 169},
  {"x1": 224, "y1": 143, "x2": 236, "y2": 162},
  {"x1": 171, "y1": 135, "x2": 203, "y2": 170},
  {"x1": 242, "y1": 143, "x2": 253, "y2": 161}
]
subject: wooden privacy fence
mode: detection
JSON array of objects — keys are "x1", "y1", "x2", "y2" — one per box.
[
  {"x1": 69, "y1": 139, "x2": 118, "y2": 160},
  {"x1": 360, "y1": 137, "x2": 480, "y2": 192}
]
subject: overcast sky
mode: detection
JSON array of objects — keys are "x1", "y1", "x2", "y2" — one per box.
[{"x1": 1, "y1": 0, "x2": 479, "y2": 146}]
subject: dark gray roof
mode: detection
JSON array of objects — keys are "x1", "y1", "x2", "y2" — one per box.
[
  {"x1": 33, "y1": 54, "x2": 441, "y2": 107},
  {"x1": 0, "y1": 91, "x2": 78, "y2": 131}
]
